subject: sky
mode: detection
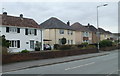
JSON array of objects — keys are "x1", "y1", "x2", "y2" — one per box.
[{"x1": 0, "y1": 0, "x2": 119, "y2": 33}]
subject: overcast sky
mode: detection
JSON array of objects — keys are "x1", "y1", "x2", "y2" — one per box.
[{"x1": 1, "y1": 1, "x2": 118, "y2": 33}]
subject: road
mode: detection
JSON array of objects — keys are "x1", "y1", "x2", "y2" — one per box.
[{"x1": 3, "y1": 50, "x2": 119, "y2": 75}]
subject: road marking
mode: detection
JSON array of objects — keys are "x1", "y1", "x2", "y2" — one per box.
[
  {"x1": 65, "y1": 62, "x2": 95, "y2": 71},
  {"x1": 106, "y1": 70, "x2": 119, "y2": 76}
]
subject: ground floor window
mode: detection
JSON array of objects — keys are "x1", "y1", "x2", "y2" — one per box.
[
  {"x1": 83, "y1": 40, "x2": 89, "y2": 43},
  {"x1": 71, "y1": 40, "x2": 73, "y2": 44},
  {"x1": 9, "y1": 40, "x2": 20, "y2": 48}
]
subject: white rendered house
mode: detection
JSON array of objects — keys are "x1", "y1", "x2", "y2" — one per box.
[{"x1": 0, "y1": 12, "x2": 44, "y2": 52}]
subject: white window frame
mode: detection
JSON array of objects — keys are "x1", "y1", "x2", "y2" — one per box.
[
  {"x1": 9, "y1": 27, "x2": 17, "y2": 33},
  {"x1": 59, "y1": 29, "x2": 64, "y2": 34},
  {"x1": 28, "y1": 29, "x2": 35, "y2": 35},
  {"x1": 71, "y1": 31, "x2": 73, "y2": 35},
  {"x1": 71, "y1": 40, "x2": 73, "y2": 44},
  {"x1": 68, "y1": 40, "x2": 70, "y2": 44},
  {"x1": 9, "y1": 40, "x2": 18, "y2": 48}
]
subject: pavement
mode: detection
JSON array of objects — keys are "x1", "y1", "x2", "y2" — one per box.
[
  {"x1": 3, "y1": 50, "x2": 118, "y2": 75},
  {"x1": 2, "y1": 51, "x2": 112, "y2": 73}
]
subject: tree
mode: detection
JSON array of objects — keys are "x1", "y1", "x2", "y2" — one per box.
[
  {"x1": 0, "y1": 35, "x2": 10, "y2": 54},
  {"x1": 61, "y1": 37, "x2": 67, "y2": 45},
  {"x1": 1, "y1": 35, "x2": 10, "y2": 47}
]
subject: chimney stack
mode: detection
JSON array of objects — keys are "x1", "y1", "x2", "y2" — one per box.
[
  {"x1": 67, "y1": 21, "x2": 70, "y2": 26},
  {"x1": 88, "y1": 23, "x2": 90, "y2": 26}
]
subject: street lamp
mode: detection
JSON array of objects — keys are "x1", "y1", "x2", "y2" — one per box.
[{"x1": 97, "y1": 4, "x2": 108, "y2": 52}]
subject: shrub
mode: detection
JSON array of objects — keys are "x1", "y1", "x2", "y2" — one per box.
[
  {"x1": 59, "y1": 45, "x2": 71, "y2": 50},
  {"x1": 70, "y1": 45, "x2": 79, "y2": 49},
  {"x1": 61, "y1": 37, "x2": 67, "y2": 45},
  {"x1": 21, "y1": 49, "x2": 29, "y2": 53},
  {"x1": 99, "y1": 40, "x2": 113, "y2": 47},
  {"x1": 35, "y1": 41, "x2": 41, "y2": 51},
  {"x1": 81, "y1": 42, "x2": 88, "y2": 47},
  {"x1": 54, "y1": 44, "x2": 60, "y2": 50},
  {"x1": 86, "y1": 45, "x2": 96, "y2": 49}
]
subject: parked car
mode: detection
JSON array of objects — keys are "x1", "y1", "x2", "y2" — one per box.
[{"x1": 44, "y1": 44, "x2": 51, "y2": 50}]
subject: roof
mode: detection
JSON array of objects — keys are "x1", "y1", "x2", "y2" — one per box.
[
  {"x1": 113, "y1": 33, "x2": 120, "y2": 36},
  {"x1": 0, "y1": 13, "x2": 40, "y2": 28},
  {"x1": 85, "y1": 25, "x2": 97, "y2": 32},
  {"x1": 105, "y1": 31, "x2": 112, "y2": 34},
  {"x1": 40, "y1": 17, "x2": 74, "y2": 30},
  {"x1": 71, "y1": 22, "x2": 91, "y2": 32},
  {"x1": 98, "y1": 28, "x2": 108, "y2": 34}
]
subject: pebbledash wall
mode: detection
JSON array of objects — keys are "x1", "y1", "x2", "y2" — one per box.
[{"x1": 0, "y1": 25, "x2": 44, "y2": 52}]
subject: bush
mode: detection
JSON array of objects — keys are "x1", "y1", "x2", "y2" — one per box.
[
  {"x1": 59, "y1": 45, "x2": 71, "y2": 50},
  {"x1": 21, "y1": 49, "x2": 30, "y2": 53},
  {"x1": 54, "y1": 44, "x2": 60, "y2": 50},
  {"x1": 81, "y1": 42, "x2": 88, "y2": 47},
  {"x1": 70, "y1": 45, "x2": 79, "y2": 49},
  {"x1": 99, "y1": 40, "x2": 113, "y2": 47},
  {"x1": 61, "y1": 38, "x2": 67, "y2": 45},
  {"x1": 86, "y1": 45, "x2": 96, "y2": 49},
  {"x1": 35, "y1": 41, "x2": 41, "y2": 51}
]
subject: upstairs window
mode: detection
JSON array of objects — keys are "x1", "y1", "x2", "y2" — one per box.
[
  {"x1": 83, "y1": 32, "x2": 89, "y2": 37},
  {"x1": 25, "y1": 28, "x2": 37, "y2": 35},
  {"x1": 28, "y1": 29, "x2": 35, "y2": 35},
  {"x1": 68, "y1": 30, "x2": 73, "y2": 35},
  {"x1": 67, "y1": 30, "x2": 70, "y2": 35},
  {"x1": 6, "y1": 27, "x2": 20, "y2": 33},
  {"x1": 59, "y1": 29, "x2": 64, "y2": 34}
]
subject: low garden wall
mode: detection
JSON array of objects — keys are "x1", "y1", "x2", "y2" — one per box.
[
  {"x1": 2, "y1": 48, "x2": 98, "y2": 64},
  {"x1": 100, "y1": 45, "x2": 119, "y2": 51}
]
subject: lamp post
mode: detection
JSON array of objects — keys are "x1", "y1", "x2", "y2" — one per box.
[{"x1": 97, "y1": 4, "x2": 108, "y2": 52}]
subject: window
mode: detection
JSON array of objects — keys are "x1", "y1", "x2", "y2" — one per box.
[
  {"x1": 71, "y1": 31, "x2": 73, "y2": 35},
  {"x1": 67, "y1": 30, "x2": 70, "y2": 35},
  {"x1": 59, "y1": 29, "x2": 64, "y2": 34},
  {"x1": 71, "y1": 40, "x2": 73, "y2": 44},
  {"x1": 25, "y1": 29, "x2": 37, "y2": 35},
  {"x1": 9, "y1": 40, "x2": 20, "y2": 48},
  {"x1": 83, "y1": 32, "x2": 89, "y2": 37},
  {"x1": 30, "y1": 40, "x2": 34, "y2": 49},
  {"x1": 28, "y1": 29, "x2": 35, "y2": 35},
  {"x1": 6, "y1": 27, "x2": 20, "y2": 33},
  {"x1": 59, "y1": 39, "x2": 62, "y2": 44},
  {"x1": 68, "y1": 40, "x2": 70, "y2": 44},
  {"x1": 68, "y1": 30, "x2": 73, "y2": 35}
]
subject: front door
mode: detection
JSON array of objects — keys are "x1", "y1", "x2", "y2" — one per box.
[{"x1": 30, "y1": 40, "x2": 34, "y2": 49}]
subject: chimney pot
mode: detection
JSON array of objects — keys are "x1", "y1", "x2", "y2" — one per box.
[
  {"x1": 3, "y1": 12, "x2": 7, "y2": 15},
  {"x1": 20, "y1": 14, "x2": 23, "y2": 18}
]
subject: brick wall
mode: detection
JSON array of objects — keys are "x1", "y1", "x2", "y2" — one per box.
[{"x1": 2, "y1": 48, "x2": 97, "y2": 64}]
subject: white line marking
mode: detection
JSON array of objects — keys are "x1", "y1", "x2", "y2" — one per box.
[
  {"x1": 106, "y1": 70, "x2": 119, "y2": 76},
  {"x1": 65, "y1": 62, "x2": 95, "y2": 71}
]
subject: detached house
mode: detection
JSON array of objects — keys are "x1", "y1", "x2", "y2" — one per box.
[
  {"x1": 71, "y1": 22, "x2": 92, "y2": 44},
  {"x1": 40, "y1": 17, "x2": 75, "y2": 47},
  {"x1": 0, "y1": 12, "x2": 43, "y2": 52}
]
